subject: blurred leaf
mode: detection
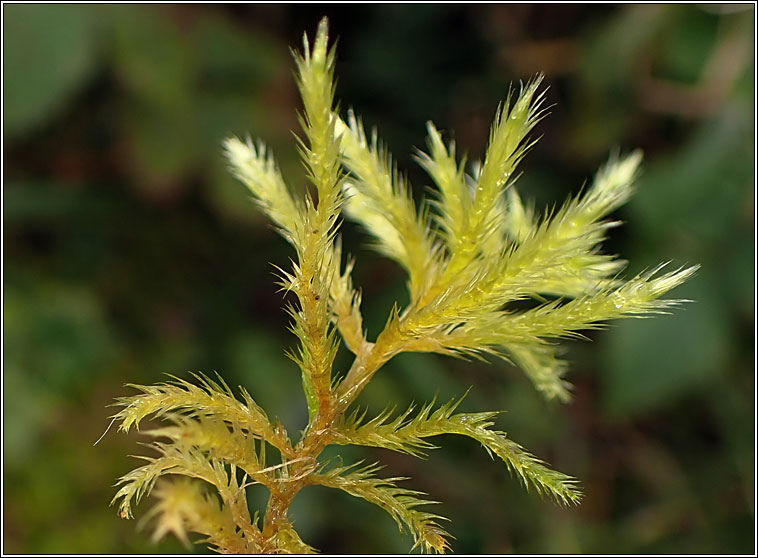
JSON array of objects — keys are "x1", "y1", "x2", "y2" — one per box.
[
  {"x1": 580, "y1": 5, "x2": 668, "y2": 89},
  {"x1": 193, "y1": 14, "x2": 281, "y2": 87},
  {"x1": 2, "y1": 180, "x2": 116, "y2": 224},
  {"x1": 724, "y1": 237, "x2": 755, "y2": 313},
  {"x1": 629, "y1": 104, "x2": 753, "y2": 247},
  {"x1": 197, "y1": 93, "x2": 259, "y2": 147},
  {"x1": 126, "y1": 105, "x2": 201, "y2": 190},
  {"x1": 651, "y1": 7, "x2": 719, "y2": 83},
  {"x1": 105, "y1": 6, "x2": 202, "y2": 190},
  {"x1": 567, "y1": 5, "x2": 671, "y2": 159},
  {"x1": 3, "y1": 4, "x2": 99, "y2": 137},
  {"x1": 107, "y1": 5, "x2": 193, "y2": 109},
  {"x1": 600, "y1": 272, "x2": 731, "y2": 419},
  {"x1": 3, "y1": 282, "x2": 117, "y2": 396},
  {"x1": 2, "y1": 362, "x2": 58, "y2": 469},
  {"x1": 3, "y1": 280, "x2": 118, "y2": 470}
]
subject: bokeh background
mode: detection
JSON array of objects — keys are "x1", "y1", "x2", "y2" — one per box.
[{"x1": 3, "y1": 4, "x2": 755, "y2": 554}]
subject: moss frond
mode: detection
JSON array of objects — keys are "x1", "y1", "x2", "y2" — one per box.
[
  {"x1": 265, "y1": 524, "x2": 319, "y2": 554},
  {"x1": 391, "y1": 264, "x2": 697, "y2": 394},
  {"x1": 333, "y1": 396, "x2": 580, "y2": 505},
  {"x1": 113, "y1": 441, "x2": 229, "y2": 520},
  {"x1": 335, "y1": 112, "x2": 442, "y2": 302},
  {"x1": 117, "y1": 411, "x2": 318, "y2": 551},
  {"x1": 309, "y1": 461, "x2": 452, "y2": 554},
  {"x1": 294, "y1": 17, "x2": 342, "y2": 208},
  {"x1": 145, "y1": 478, "x2": 259, "y2": 553},
  {"x1": 407, "y1": 151, "x2": 644, "y2": 331},
  {"x1": 143, "y1": 414, "x2": 268, "y2": 486},
  {"x1": 497, "y1": 151, "x2": 643, "y2": 299},
  {"x1": 503, "y1": 341, "x2": 572, "y2": 402},
  {"x1": 112, "y1": 15, "x2": 697, "y2": 554},
  {"x1": 223, "y1": 136, "x2": 302, "y2": 243},
  {"x1": 333, "y1": 395, "x2": 469, "y2": 457},
  {"x1": 441, "y1": 76, "x2": 547, "y2": 276},
  {"x1": 328, "y1": 239, "x2": 366, "y2": 354},
  {"x1": 502, "y1": 186, "x2": 535, "y2": 243},
  {"x1": 455, "y1": 263, "x2": 700, "y2": 349},
  {"x1": 286, "y1": 17, "x2": 345, "y2": 422},
  {"x1": 416, "y1": 122, "x2": 470, "y2": 255},
  {"x1": 450, "y1": 416, "x2": 582, "y2": 506},
  {"x1": 112, "y1": 373, "x2": 292, "y2": 456}
]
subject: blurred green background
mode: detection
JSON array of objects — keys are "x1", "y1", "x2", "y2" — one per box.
[{"x1": 3, "y1": 4, "x2": 754, "y2": 554}]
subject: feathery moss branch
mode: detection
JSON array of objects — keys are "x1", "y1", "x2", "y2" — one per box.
[
  {"x1": 144, "y1": 477, "x2": 260, "y2": 553},
  {"x1": 335, "y1": 112, "x2": 442, "y2": 303},
  {"x1": 110, "y1": 16, "x2": 697, "y2": 554},
  {"x1": 223, "y1": 137, "x2": 301, "y2": 242},
  {"x1": 333, "y1": 395, "x2": 581, "y2": 505},
  {"x1": 448, "y1": 77, "x2": 546, "y2": 267},
  {"x1": 328, "y1": 238, "x2": 366, "y2": 354},
  {"x1": 308, "y1": 461, "x2": 452, "y2": 553},
  {"x1": 112, "y1": 373, "x2": 292, "y2": 457},
  {"x1": 286, "y1": 17, "x2": 346, "y2": 423}
]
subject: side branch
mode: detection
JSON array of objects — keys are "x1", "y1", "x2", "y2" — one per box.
[{"x1": 332, "y1": 397, "x2": 582, "y2": 505}]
